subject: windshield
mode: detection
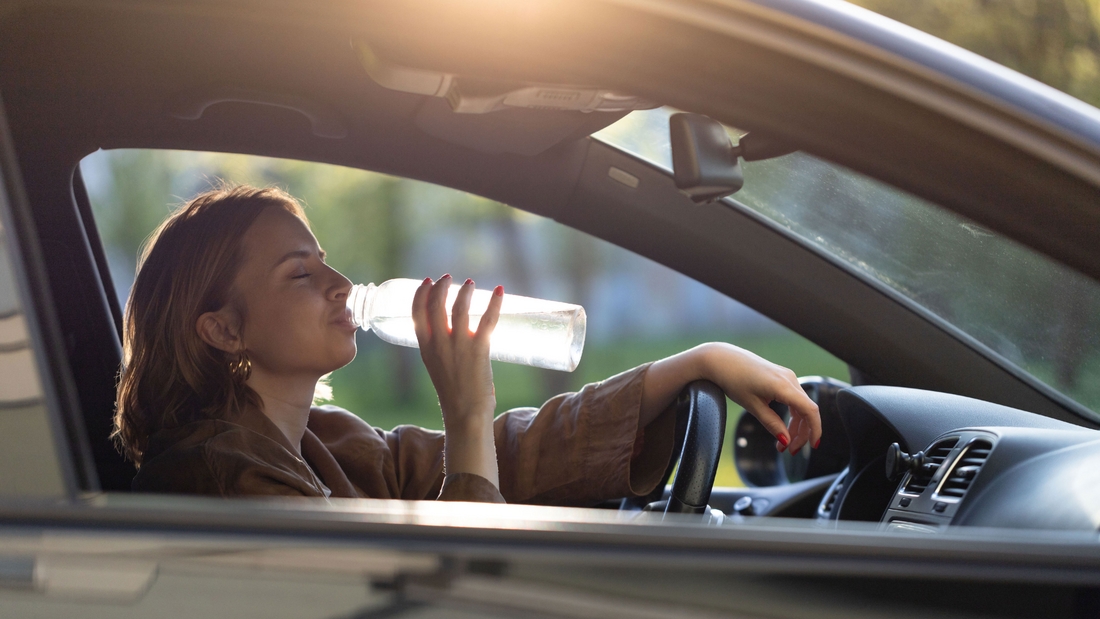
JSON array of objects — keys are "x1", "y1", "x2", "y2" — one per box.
[{"x1": 596, "y1": 109, "x2": 1100, "y2": 417}]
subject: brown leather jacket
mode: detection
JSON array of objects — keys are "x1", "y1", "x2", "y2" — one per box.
[{"x1": 132, "y1": 363, "x2": 676, "y2": 505}]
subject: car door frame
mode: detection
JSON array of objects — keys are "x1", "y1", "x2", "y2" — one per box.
[{"x1": 0, "y1": 92, "x2": 98, "y2": 495}]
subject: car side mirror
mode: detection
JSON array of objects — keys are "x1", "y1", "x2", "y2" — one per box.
[{"x1": 669, "y1": 113, "x2": 799, "y2": 204}]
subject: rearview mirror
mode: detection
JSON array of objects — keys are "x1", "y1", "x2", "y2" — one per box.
[
  {"x1": 670, "y1": 113, "x2": 800, "y2": 204},
  {"x1": 670, "y1": 113, "x2": 743, "y2": 203}
]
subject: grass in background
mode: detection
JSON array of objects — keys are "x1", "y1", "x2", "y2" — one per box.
[{"x1": 327, "y1": 330, "x2": 849, "y2": 489}]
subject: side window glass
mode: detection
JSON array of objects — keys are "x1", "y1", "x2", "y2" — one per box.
[
  {"x1": 83, "y1": 149, "x2": 848, "y2": 488},
  {"x1": 0, "y1": 178, "x2": 67, "y2": 496}
]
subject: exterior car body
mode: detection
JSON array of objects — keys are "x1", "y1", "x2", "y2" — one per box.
[{"x1": 0, "y1": 0, "x2": 1098, "y2": 616}]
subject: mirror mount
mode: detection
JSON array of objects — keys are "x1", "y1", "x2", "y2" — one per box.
[{"x1": 669, "y1": 112, "x2": 798, "y2": 204}]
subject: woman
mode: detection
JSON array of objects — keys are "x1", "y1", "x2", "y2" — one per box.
[{"x1": 117, "y1": 185, "x2": 820, "y2": 503}]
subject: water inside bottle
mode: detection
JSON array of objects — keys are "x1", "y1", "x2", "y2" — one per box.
[
  {"x1": 369, "y1": 308, "x2": 585, "y2": 371},
  {"x1": 348, "y1": 278, "x2": 586, "y2": 371}
]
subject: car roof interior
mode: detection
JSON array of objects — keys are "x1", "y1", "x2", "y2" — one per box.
[{"x1": 1, "y1": 0, "x2": 1098, "y2": 492}]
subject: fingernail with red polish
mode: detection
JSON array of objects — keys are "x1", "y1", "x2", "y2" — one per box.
[
  {"x1": 422, "y1": 277, "x2": 432, "y2": 285},
  {"x1": 813, "y1": 439, "x2": 821, "y2": 449},
  {"x1": 441, "y1": 273, "x2": 451, "y2": 279},
  {"x1": 494, "y1": 285, "x2": 504, "y2": 297},
  {"x1": 777, "y1": 434, "x2": 789, "y2": 447},
  {"x1": 791, "y1": 447, "x2": 801, "y2": 456},
  {"x1": 465, "y1": 278, "x2": 473, "y2": 285}
]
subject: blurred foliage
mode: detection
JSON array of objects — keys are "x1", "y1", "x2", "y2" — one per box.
[{"x1": 850, "y1": 0, "x2": 1100, "y2": 105}]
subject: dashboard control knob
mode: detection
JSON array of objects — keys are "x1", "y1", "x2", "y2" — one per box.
[{"x1": 885, "y1": 443, "x2": 925, "y2": 480}]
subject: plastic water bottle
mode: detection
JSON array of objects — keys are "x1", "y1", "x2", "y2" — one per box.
[{"x1": 346, "y1": 278, "x2": 586, "y2": 372}]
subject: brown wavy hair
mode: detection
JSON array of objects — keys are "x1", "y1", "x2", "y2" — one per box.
[{"x1": 113, "y1": 184, "x2": 309, "y2": 466}]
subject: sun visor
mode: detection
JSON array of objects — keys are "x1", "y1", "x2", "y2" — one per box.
[{"x1": 355, "y1": 39, "x2": 654, "y2": 155}]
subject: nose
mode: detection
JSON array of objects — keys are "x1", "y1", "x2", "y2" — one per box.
[{"x1": 325, "y1": 264, "x2": 353, "y2": 301}]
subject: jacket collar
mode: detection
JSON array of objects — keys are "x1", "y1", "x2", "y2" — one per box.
[{"x1": 230, "y1": 403, "x2": 301, "y2": 456}]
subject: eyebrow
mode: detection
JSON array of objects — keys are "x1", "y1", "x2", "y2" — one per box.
[{"x1": 271, "y1": 248, "x2": 326, "y2": 270}]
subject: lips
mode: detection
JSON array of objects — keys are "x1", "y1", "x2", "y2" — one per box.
[{"x1": 331, "y1": 309, "x2": 358, "y2": 331}]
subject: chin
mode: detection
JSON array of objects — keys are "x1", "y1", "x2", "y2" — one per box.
[{"x1": 332, "y1": 342, "x2": 357, "y2": 370}]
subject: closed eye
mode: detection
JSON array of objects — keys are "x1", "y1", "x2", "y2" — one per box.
[{"x1": 292, "y1": 273, "x2": 311, "y2": 279}]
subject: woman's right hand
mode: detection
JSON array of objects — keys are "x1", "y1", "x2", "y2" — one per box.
[
  {"x1": 411, "y1": 275, "x2": 503, "y2": 488},
  {"x1": 640, "y1": 343, "x2": 821, "y2": 454},
  {"x1": 696, "y1": 344, "x2": 821, "y2": 454}
]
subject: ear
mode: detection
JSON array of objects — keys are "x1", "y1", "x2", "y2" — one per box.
[{"x1": 196, "y1": 307, "x2": 243, "y2": 353}]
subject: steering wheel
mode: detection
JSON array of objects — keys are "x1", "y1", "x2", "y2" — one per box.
[{"x1": 619, "y1": 380, "x2": 727, "y2": 514}]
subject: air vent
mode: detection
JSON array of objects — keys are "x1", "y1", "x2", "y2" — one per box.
[
  {"x1": 822, "y1": 474, "x2": 845, "y2": 514},
  {"x1": 903, "y1": 438, "x2": 958, "y2": 494},
  {"x1": 937, "y1": 440, "x2": 992, "y2": 499},
  {"x1": 817, "y1": 469, "x2": 848, "y2": 518},
  {"x1": 822, "y1": 487, "x2": 840, "y2": 514}
]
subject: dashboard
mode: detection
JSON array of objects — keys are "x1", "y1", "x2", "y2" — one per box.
[{"x1": 730, "y1": 381, "x2": 1100, "y2": 532}]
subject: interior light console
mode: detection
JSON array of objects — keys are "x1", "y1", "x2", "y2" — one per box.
[
  {"x1": 354, "y1": 39, "x2": 658, "y2": 114},
  {"x1": 880, "y1": 431, "x2": 997, "y2": 530}
]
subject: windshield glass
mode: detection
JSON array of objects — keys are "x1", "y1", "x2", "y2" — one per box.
[{"x1": 596, "y1": 109, "x2": 1100, "y2": 417}]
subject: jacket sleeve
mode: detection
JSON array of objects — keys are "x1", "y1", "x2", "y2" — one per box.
[
  {"x1": 437, "y1": 472, "x2": 507, "y2": 503},
  {"x1": 307, "y1": 407, "x2": 505, "y2": 502},
  {"x1": 311, "y1": 361, "x2": 675, "y2": 505},
  {"x1": 493, "y1": 362, "x2": 677, "y2": 506},
  {"x1": 307, "y1": 407, "x2": 449, "y2": 500}
]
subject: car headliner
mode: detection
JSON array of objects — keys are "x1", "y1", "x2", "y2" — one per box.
[
  {"x1": 1, "y1": 0, "x2": 1099, "y2": 491},
  {"x1": 2, "y1": 0, "x2": 1098, "y2": 273}
]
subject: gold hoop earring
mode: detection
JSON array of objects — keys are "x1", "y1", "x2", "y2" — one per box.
[{"x1": 229, "y1": 350, "x2": 252, "y2": 383}]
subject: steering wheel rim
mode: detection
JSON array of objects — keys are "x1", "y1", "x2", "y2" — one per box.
[{"x1": 619, "y1": 380, "x2": 727, "y2": 513}]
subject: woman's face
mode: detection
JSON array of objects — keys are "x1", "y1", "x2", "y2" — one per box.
[{"x1": 231, "y1": 205, "x2": 357, "y2": 380}]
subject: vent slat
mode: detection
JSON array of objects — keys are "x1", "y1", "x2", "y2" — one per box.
[
  {"x1": 903, "y1": 438, "x2": 958, "y2": 494},
  {"x1": 936, "y1": 440, "x2": 993, "y2": 500},
  {"x1": 821, "y1": 471, "x2": 847, "y2": 515}
]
